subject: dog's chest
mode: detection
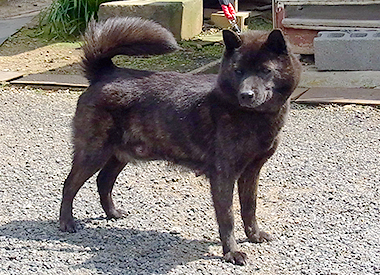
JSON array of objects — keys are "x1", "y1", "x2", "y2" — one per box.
[{"x1": 216, "y1": 111, "x2": 281, "y2": 161}]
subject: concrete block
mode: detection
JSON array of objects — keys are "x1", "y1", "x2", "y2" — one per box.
[
  {"x1": 210, "y1": 11, "x2": 250, "y2": 30},
  {"x1": 98, "y1": 0, "x2": 203, "y2": 40},
  {"x1": 314, "y1": 31, "x2": 380, "y2": 71}
]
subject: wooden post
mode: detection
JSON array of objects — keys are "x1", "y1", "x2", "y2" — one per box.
[{"x1": 234, "y1": 0, "x2": 238, "y2": 12}]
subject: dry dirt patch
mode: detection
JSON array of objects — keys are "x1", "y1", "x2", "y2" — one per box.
[
  {"x1": 0, "y1": 42, "x2": 82, "y2": 75},
  {"x1": 0, "y1": 0, "x2": 52, "y2": 19}
]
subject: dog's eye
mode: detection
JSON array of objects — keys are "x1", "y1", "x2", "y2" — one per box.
[
  {"x1": 235, "y1": 69, "x2": 244, "y2": 76},
  {"x1": 261, "y1": 67, "x2": 272, "y2": 75}
]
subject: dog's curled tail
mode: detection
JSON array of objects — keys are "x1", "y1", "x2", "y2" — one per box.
[{"x1": 82, "y1": 17, "x2": 179, "y2": 81}]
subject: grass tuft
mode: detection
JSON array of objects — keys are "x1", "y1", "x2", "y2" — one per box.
[
  {"x1": 38, "y1": 0, "x2": 112, "y2": 40},
  {"x1": 113, "y1": 41, "x2": 224, "y2": 73}
]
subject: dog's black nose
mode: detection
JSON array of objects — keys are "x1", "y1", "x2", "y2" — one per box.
[
  {"x1": 241, "y1": 91, "x2": 254, "y2": 99},
  {"x1": 239, "y1": 91, "x2": 255, "y2": 105}
]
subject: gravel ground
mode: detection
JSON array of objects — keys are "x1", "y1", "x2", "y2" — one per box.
[{"x1": 0, "y1": 85, "x2": 379, "y2": 275}]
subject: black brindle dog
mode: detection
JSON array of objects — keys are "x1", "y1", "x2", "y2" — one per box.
[{"x1": 59, "y1": 17, "x2": 302, "y2": 265}]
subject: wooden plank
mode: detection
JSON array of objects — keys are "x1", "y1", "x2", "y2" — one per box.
[
  {"x1": 291, "y1": 88, "x2": 309, "y2": 101},
  {"x1": 297, "y1": 98, "x2": 380, "y2": 105},
  {"x1": 295, "y1": 87, "x2": 380, "y2": 105},
  {"x1": 10, "y1": 74, "x2": 89, "y2": 88},
  {"x1": 0, "y1": 71, "x2": 23, "y2": 82}
]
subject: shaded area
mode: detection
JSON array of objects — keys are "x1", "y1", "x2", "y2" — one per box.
[{"x1": 0, "y1": 219, "x2": 217, "y2": 274}]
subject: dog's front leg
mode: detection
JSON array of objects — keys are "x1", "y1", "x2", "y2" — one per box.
[
  {"x1": 210, "y1": 174, "x2": 247, "y2": 265},
  {"x1": 238, "y1": 157, "x2": 274, "y2": 243}
]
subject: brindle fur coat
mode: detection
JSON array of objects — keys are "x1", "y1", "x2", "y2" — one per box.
[{"x1": 59, "y1": 17, "x2": 302, "y2": 265}]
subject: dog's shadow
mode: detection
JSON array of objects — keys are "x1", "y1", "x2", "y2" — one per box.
[{"x1": 0, "y1": 219, "x2": 220, "y2": 273}]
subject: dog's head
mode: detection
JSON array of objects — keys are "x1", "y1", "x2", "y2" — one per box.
[{"x1": 216, "y1": 29, "x2": 301, "y2": 112}]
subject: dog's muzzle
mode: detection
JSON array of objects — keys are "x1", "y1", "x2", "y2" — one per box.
[
  {"x1": 238, "y1": 78, "x2": 274, "y2": 108},
  {"x1": 239, "y1": 90, "x2": 255, "y2": 107},
  {"x1": 239, "y1": 89, "x2": 270, "y2": 108}
]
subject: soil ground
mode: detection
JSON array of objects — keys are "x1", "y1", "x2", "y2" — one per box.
[
  {"x1": 0, "y1": 0, "x2": 226, "y2": 76},
  {"x1": 0, "y1": 18, "x2": 225, "y2": 76},
  {"x1": 0, "y1": 0, "x2": 52, "y2": 19},
  {"x1": 0, "y1": 1, "x2": 272, "y2": 76}
]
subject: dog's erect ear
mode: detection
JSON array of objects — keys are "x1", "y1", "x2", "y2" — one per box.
[
  {"x1": 223, "y1": 30, "x2": 242, "y2": 51},
  {"x1": 262, "y1": 29, "x2": 288, "y2": 55}
]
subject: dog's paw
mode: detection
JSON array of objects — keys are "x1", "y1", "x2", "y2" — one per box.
[
  {"x1": 106, "y1": 209, "x2": 128, "y2": 220},
  {"x1": 248, "y1": 230, "x2": 273, "y2": 243},
  {"x1": 223, "y1": 251, "x2": 247, "y2": 265},
  {"x1": 60, "y1": 219, "x2": 77, "y2": 233}
]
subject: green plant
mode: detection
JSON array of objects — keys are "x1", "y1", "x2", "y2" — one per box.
[
  {"x1": 38, "y1": 0, "x2": 112, "y2": 39},
  {"x1": 246, "y1": 17, "x2": 273, "y2": 31},
  {"x1": 113, "y1": 41, "x2": 224, "y2": 73}
]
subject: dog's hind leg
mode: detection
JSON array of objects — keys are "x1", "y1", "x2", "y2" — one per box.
[
  {"x1": 237, "y1": 150, "x2": 276, "y2": 243},
  {"x1": 60, "y1": 150, "x2": 111, "y2": 233},
  {"x1": 97, "y1": 155, "x2": 128, "y2": 219}
]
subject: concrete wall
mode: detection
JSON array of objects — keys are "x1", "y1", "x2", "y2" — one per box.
[{"x1": 98, "y1": 0, "x2": 203, "y2": 40}]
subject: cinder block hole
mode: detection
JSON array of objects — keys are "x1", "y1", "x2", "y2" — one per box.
[
  {"x1": 373, "y1": 32, "x2": 380, "y2": 37},
  {"x1": 327, "y1": 33, "x2": 345, "y2": 38},
  {"x1": 350, "y1": 33, "x2": 367, "y2": 38}
]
